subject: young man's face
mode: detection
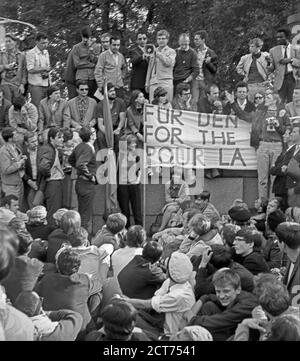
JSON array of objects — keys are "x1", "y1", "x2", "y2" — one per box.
[
  {"x1": 194, "y1": 35, "x2": 205, "y2": 48},
  {"x1": 137, "y1": 34, "x2": 147, "y2": 48},
  {"x1": 26, "y1": 135, "x2": 38, "y2": 151},
  {"x1": 208, "y1": 86, "x2": 219, "y2": 103},
  {"x1": 215, "y1": 283, "x2": 241, "y2": 307},
  {"x1": 236, "y1": 87, "x2": 248, "y2": 101},
  {"x1": 249, "y1": 43, "x2": 261, "y2": 54},
  {"x1": 233, "y1": 236, "x2": 253, "y2": 256},
  {"x1": 101, "y1": 37, "x2": 110, "y2": 51},
  {"x1": 37, "y1": 38, "x2": 49, "y2": 51},
  {"x1": 276, "y1": 31, "x2": 288, "y2": 46},
  {"x1": 5, "y1": 37, "x2": 16, "y2": 51},
  {"x1": 110, "y1": 39, "x2": 120, "y2": 53},
  {"x1": 77, "y1": 84, "x2": 89, "y2": 97},
  {"x1": 50, "y1": 90, "x2": 61, "y2": 102},
  {"x1": 179, "y1": 37, "x2": 190, "y2": 51},
  {"x1": 157, "y1": 35, "x2": 168, "y2": 48},
  {"x1": 52, "y1": 132, "x2": 64, "y2": 149},
  {"x1": 108, "y1": 87, "x2": 116, "y2": 100},
  {"x1": 179, "y1": 88, "x2": 191, "y2": 101},
  {"x1": 82, "y1": 36, "x2": 90, "y2": 46},
  {"x1": 8, "y1": 199, "x2": 19, "y2": 214}
]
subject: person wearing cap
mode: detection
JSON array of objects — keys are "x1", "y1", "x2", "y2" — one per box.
[
  {"x1": 117, "y1": 251, "x2": 196, "y2": 337},
  {"x1": 63, "y1": 80, "x2": 97, "y2": 130},
  {"x1": 151, "y1": 86, "x2": 172, "y2": 109},
  {"x1": 69, "y1": 126, "x2": 97, "y2": 233},
  {"x1": 228, "y1": 204, "x2": 252, "y2": 228},
  {"x1": 14, "y1": 291, "x2": 83, "y2": 341},
  {"x1": 233, "y1": 227, "x2": 270, "y2": 275}
]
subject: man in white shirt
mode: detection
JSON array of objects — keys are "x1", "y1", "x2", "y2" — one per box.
[
  {"x1": 26, "y1": 33, "x2": 51, "y2": 108},
  {"x1": 268, "y1": 27, "x2": 300, "y2": 104}
]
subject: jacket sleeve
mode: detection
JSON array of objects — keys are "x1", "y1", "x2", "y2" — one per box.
[
  {"x1": 264, "y1": 239, "x2": 282, "y2": 269},
  {"x1": 94, "y1": 53, "x2": 105, "y2": 89},
  {"x1": 194, "y1": 267, "x2": 215, "y2": 300},
  {"x1": 191, "y1": 50, "x2": 200, "y2": 79},
  {"x1": 47, "y1": 310, "x2": 83, "y2": 341},
  {"x1": 148, "y1": 264, "x2": 167, "y2": 285},
  {"x1": 130, "y1": 47, "x2": 144, "y2": 66},
  {"x1": 37, "y1": 146, "x2": 54, "y2": 178},
  {"x1": 72, "y1": 45, "x2": 94, "y2": 70},
  {"x1": 270, "y1": 153, "x2": 284, "y2": 176},
  {"x1": 0, "y1": 150, "x2": 21, "y2": 175},
  {"x1": 206, "y1": 49, "x2": 218, "y2": 74},
  {"x1": 236, "y1": 55, "x2": 246, "y2": 76},
  {"x1": 156, "y1": 48, "x2": 176, "y2": 68}
]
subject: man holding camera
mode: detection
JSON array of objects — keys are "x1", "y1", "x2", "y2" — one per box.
[
  {"x1": 0, "y1": 127, "x2": 26, "y2": 204},
  {"x1": 26, "y1": 33, "x2": 51, "y2": 108},
  {"x1": 268, "y1": 27, "x2": 300, "y2": 104},
  {"x1": 236, "y1": 38, "x2": 270, "y2": 102},
  {"x1": 145, "y1": 29, "x2": 176, "y2": 103}
]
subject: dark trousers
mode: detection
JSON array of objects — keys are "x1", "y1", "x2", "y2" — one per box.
[
  {"x1": 278, "y1": 72, "x2": 295, "y2": 104},
  {"x1": 88, "y1": 80, "x2": 98, "y2": 100},
  {"x1": 117, "y1": 184, "x2": 142, "y2": 228},
  {"x1": 45, "y1": 180, "x2": 63, "y2": 225},
  {"x1": 66, "y1": 81, "x2": 77, "y2": 99},
  {"x1": 75, "y1": 179, "x2": 95, "y2": 233}
]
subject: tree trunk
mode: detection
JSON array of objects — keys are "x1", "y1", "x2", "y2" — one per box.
[{"x1": 102, "y1": 0, "x2": 110, "y2": 31}]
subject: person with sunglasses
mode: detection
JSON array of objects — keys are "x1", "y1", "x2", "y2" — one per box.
[
  {"x1": 63, "y1": 80, "x2": 97, "y2": 130},
  {"x1": 129, "y1": 31, "x2": 149, "y2": 95},
  {"x1": 254, "y1": 92, "x2": 265, "y2": 108}
]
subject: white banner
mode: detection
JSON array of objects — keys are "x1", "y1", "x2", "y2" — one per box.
[{"x1": 144, "y1": 105, "x2": 258, "y2": 170}]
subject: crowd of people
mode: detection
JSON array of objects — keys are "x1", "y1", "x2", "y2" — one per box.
[{"x1": 0, "y1": 23, "x2": 300, "y2": 341}]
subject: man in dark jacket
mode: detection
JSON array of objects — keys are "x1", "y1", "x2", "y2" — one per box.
[
  {"x1": 0, "y1": 87, "x2": 11, "y2": 134},
  {"x1": 194, "y1": 245, "x2": 254, "y2": 299},
  {"x1": 275, "y1": 222, "x2": 300, "y2": 303},
  {"x1": 129, "y1": 31, "x2": 149, "y2": 95},
  {"x1": 69, "y1": 127, "x2": 97, "y2": 233},
  {"x1": 192, "y1": 30, "x2": 218, "y2": 107},
  {"x1": 37, "y1": 127, "x2": 64, "y2": 225},
  {"x1": 187, "y1": 269, "x2": 258, "y2": 341},
  {"x1": 233, "y1": 227, "x2": 270, "y2": 275},
  {"x1": 118, "y1": 241, "x2": 166, "y2": 299},
  {"x1": 173, "y1": 33, "x2": 199, "y2": 95}
]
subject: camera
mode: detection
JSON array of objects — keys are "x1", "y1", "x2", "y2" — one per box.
[{"x1": 145, "y1": 44, "x2": 155, "y2": 55}]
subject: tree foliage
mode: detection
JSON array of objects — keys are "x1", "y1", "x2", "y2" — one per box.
[{"x1": 0, "y1": 0, "x2": 298, "y2": 87}]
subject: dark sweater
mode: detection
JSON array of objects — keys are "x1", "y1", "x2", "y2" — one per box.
[
  {"x1": 190, "y1": 291, "x2": 258, "y2": 341},
  {"x1": 0, "y1": 98, "x2": 11, "y2": 130},
  {"x1": 195, "y1": 261, "x2": 254, "y2": 299},
  {"x1": 68, "y1": 142, "x2": 96, "y2": 181},
  {"x1": 239, "y1": 251, "x2": 270, "y2": 275},
  {"x1": 173, "y1": 48, "x2": 199, "y2": 81},
  {"x1": 26, "y1": 223, "x2": 54, "y2": 241},
  {"x1": 47, "y1": 228, "x2": 69, "y2": 263},
  {"x1": 118, "y1": 255, "x2": 166, "y2": 299}
]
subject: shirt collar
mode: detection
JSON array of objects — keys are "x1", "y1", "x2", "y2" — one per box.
[
  {"x1": 109, "y1": 49, "x2": 118, "y2": 56},
  {"x1": 34, "y1": 45, "x2": 47, "y2": 55},
  {"x1": 197, "y1": 45, "x2": 208, "y2": 52}
]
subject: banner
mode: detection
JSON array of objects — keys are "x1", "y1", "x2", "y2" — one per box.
[{"x1": 144, "y1": 105, "x2": 258, "y2": 170}]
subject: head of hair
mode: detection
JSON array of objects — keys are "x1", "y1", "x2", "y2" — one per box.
[
  {"x1": 12, "y1": 95, "x2": 26, "y2": 110},
  {"x1": 194, "y1": 30, "x2": 208, "y2": 41},
  {"x1": 110, "y1": 36, "x2": 120, "y2": 44},
  {"x1": 104, "y1": 82, "x2": 115, "y2": 93},
  {"x1": 222, "y1": 224, "x2": 239, "y2": 247},
  {"x1": 60, "y1": 210, "x2": 81, "y2": 235},
  {"x1": 101, "y1": 32, "x2": 111, "y2": 39},
  {"x1": 24, "y1": 132, "x2": 37, "y2": 144},
  {"x1": 47, "y1": 127, "x2": 60, "y2": 144},
  {"x1": 129, "y1": 89, "x2": 143, "y2": 113},
  {"x1": 35, "y1": 32, "x2": 48, "y2": 42},
  {"x1": 76, "y1": 79, "x2": 89, "y2": 89},
  {"x1": 267, "y1": 315, "x2": 300, "y2": 341},
  {"x1": 61, "y1": 127, "x2": 73, "y2": 143},
  {"x1": 56, "y1": 248, "x2": 81, "y2": 275},
  {"x1": 47, "y1": 85, "x2": 60, "y2": 98},
  {"x1": 78, "y1": 126, "x2": 91, "y2": 142},
  {"x1": 277, "y1": 27, "x2": 291, "y2": 39},
  {"x1": 16, "y1": 230, "x2": 33, "y2": 256},
  {"x1": 142, "y1": 241, "x2": 163, "y2": 263},
  {"x1": 199, "y1": 190, "x2": 211, "y2": 202},
  {"x1": 157, "y1": 29, "x2": 170, "y2": 39},
  {"x1": 101, "y1": 300, "x2": 137, "y2": 340},
  {"x1": 275, "y1": 222, "x2": 300, "y2": 250},
  {"x1": 153, "y1": 86, "x2": 168, "y2": 99},
  {"x1": 125, "y1": 133, "x2": 138, "y2": 146},
  {"x1": 1, "y1": 127, "x2": 15, "y2": 142},
  {"x1": 249, "y1": 37, "x2": 263, "y2": 47},
  {"x1": 68, "y1": 227, "x2": 89, "y2": 247},
  {"x1": 8, "y1": 217, "x2": 25, "y2": 233},
  {"x1": 212, "y1": 268, "x2": 241, "y2": 290},
  {"x1": 14, "y1": 291, "x2": 42, "y2": 317},
  {"x1": 176, "y1": 82, "x2": 190, "y2": 96},
  {"x1": 210, "y1": 244, "x2": 232, "y2": 269},
  {"x1": 0, "y1": 226, "x2": 18, "y2": 281},
  {"x1": 125, "y1": 225, "x2": 146, "y2": 248},
  {"x1": 188, "y1": 213, "x2": 211, "y2": 236},
  {"x1": 235, "y1": 81, "x2": 248, "y2": 91},
  {"x1": 236, "y1": 227, "x2": 263, "y2": 250},
  {"x1": 179, "y1": 33, "x2": 190, "y2": 41},
  {"x1": 1, "y1": 194, "x2": 18, "y2": 208},
  {"x1": 136, "y1": 30, "x2": 147, "y2": 39},
  {"x1": 254, "y1": 273, "x2": 290, "y2": 316},
  {"x1": 267, "y1": 210, "x2": 286, "y2": 232},
  {"x1": 205, "y1": 83, "x2": 219, "y2": 96},
  {"x1": 106, "y1": 213, "x2": 127, "y2": 234},
  {"x1": 80, "y1": 26, "x2": 92, "y2": 39}
]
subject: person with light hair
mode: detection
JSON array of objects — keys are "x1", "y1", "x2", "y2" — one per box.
[{"x1": 236, "y1": 37, "x2": 270, "y2": 102}]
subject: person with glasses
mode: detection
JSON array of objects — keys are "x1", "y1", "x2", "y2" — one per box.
[
  {"x1": 63, "y1": 80, "x2": 97, "y2": 130},
  {"x1": 172, "y1": 82, "x2": 196, "y2": 111},
  {"x1": 129, "y1": 31, "x2": 149, "y2": 95},
  {"x1": 253, "y1": 92, "x2": 265, "y2": 108},
  {"x1": 173, "y1": 33, "x2": 199, "y2": 96},
  {"x1": 236, "y1": 38, "x2": 270, "y2": 102}
]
